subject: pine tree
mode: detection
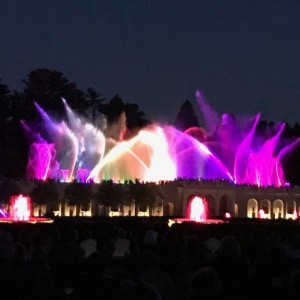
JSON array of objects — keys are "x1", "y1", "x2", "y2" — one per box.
[{"x1": 174, "y1": 99, "x2": 199, "y2": 131}]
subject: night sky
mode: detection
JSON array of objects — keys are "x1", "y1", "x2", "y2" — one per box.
[{"x1": 1, "y1": 0, "x2": 300, "y2": 125}]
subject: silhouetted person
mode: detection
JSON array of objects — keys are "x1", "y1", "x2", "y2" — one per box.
[
  {"x1": 49, "y1": 227, "x2": 84, "y2": 296},
  {"x1": 188, "y1": 266, "x2": 221, "y2": 300},
  {"x1": 113, "y1": 228, "x2": 131, "y2": 258},
  {"x1": 209, "y1": 235, "x2": 249, "y2": 300},
  {"x1": 140, "y1": 268, "x2": 176, "y2": 300},
  {"x1": 288, "y1": 269, "x2": 300, "y2": 300}
]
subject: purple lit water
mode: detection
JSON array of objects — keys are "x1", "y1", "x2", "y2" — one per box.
[{"x1": 22, "y1": 94, "x2": 298, "y2": 186}]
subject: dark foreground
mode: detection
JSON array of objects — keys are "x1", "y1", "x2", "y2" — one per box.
[{"x1": 1, "y1": 217, "x2": 300, "y2": 300}]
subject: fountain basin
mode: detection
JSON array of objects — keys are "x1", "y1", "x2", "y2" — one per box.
[
  {"x1": 0, "y1": 194, "x2": 54, "y2": 224},
  {"x1": 0, "y1": 216, "x2": 53, "y2": 224},
  {"x1": 168, "y1": 218, "x2": 226, "y2": 227}
]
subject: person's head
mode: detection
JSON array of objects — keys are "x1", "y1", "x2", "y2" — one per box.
[
  {"x1": 188, "y1": 266, "x2": 221, "y2": 300},
  {"x1": 63, "y1": 228, "x2": 79, "y2": 242},
  {"x1": 289, "y1": 269, "x2": 300, "y2": 297},
  {"x1": 0, "y1": 231, "x2": 14, "y2": 261},
  {"x1": 118, "y1": 228, "x2": 127, "y2": 239},
  {"x1": 119, "y1": 279, "x2": 162, "y2": 300},
  {"x1": 13, "y1": 242, "x2": 27, "y2": 264},
  {"x1": 80, "y1": 229, "x2": 92, "y2": 241},
  {"x1": 219, "y1": 235, "x2": 241, "y2": 259}
]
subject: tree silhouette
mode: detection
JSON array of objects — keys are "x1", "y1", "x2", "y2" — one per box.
[
  {"x1": 293, "y1": 122, "x2": 300, "y2": 137},
  {"x1": 0, "y1": 81, "x2": 16, "y2": 177},
  {"x1": 22, "y1": 69, "x2": 86, "y2": 120},
  {"x1": 143, "y1": 182, "x2": 164, "y2": 215},
  {"x1": 0, "y1": 95, "x2": 28, "y2": 179},
  {"x1": 124, "y1": 102, "x2": 150, "y2": 134},
  {"x1": 99, "y1": 94, "x2": 124, "y2": 125},
  {"x1": 95, "y1": 180, "x2": 121, "y2": 209},
  {"x1": 85, "y1": 87, "x2": 105, "y2": 125},
  {"x1": 30, "y1": 179, "x2": 60, "y2": 216},
  {"x1": 128, "y1": 180, "x2": 145, "y2": 215},
  {"x1": 99, "y1": 94, "x2": 150, "y2": 139},
  {"x1": 0, "y1": 79, "x2": 11, "y2": 121},
  {"x1": 64, "y1": 180, "x2": 93, "y2": 216},
  {"x1": 0, "y1": 178, "x2": 21, "y2": 206},
  {"x1": 127, "y1": 180, "x2": 163, "y2": 215},
  {"x1": 174, "y1": 99, "x2": 199, "y2": 131}
]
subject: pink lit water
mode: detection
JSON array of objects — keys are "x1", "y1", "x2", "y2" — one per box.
[
  {"x1": 0, "y1": 195, "x2": 52, "y2": 223},
  {"x1": 22, "y1": 93, "x2": 299, "y2": 187}
]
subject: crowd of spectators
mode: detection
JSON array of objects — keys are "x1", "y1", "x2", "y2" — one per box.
[{"x1": 0, "y1": 218, "x2": 300, "y2": 299}]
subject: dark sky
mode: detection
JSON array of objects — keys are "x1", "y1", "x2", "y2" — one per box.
[{"x1": 1, "y1": 0, "x2": 300, "y2": 124}]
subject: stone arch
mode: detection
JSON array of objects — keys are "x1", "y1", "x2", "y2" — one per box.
[
  {"x1": 286, "y1": 200, "x2": 296, "y2": 219},
  {"x1": 204, "y1": 195, "x2": 216, "y2": 218},
  {"x1": 273, "y1": 199, "x2": 284, "y2": 219},
  {"x1": 219, "y1": 195, "x2": 229, "y2": 217},
  {"x1": 260, "y1": 199, "x2": 271, "y2": 219},
  {"x1": 247, "y1": 198, "x2": 258, "y2": 218}
]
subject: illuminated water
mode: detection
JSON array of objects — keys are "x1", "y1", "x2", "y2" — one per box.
[
  {"x1": 10, "y1": 194, "x2": 31, "y2": 221},
  {"x1": 0, "y1": 194, "x2": 53, "y2": 223},
  {"x1": 170, "y1": 196, "x2": 224, "y2": 225},
  {"x1": 0, "y1": 208, "x2": 6, "y2": 218},
  {"x1": 186, "y1": 196, "x2": 207, "y2": 222},
  {"x1": 22, "y1": 93, "x2": 299, "y2": 186}
]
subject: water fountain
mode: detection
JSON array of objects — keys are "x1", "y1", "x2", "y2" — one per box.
[
  {"x1": 0, "y1": 194, "x2": 53, "y2": 224},
  {"x1": 187, "y1": 196, "x2": 207, "y2": 222},
  {"x1": 21, "y1": 92, "x2": 299, "y2": 187},
  {"x1": 169, "y1": 196, "x2": 225, "y2": 226},
  {"x1": 195, "y1": 91, "x2": 297, "y2": 187},
  {"x1": 11, "y1": 194, "x2": 31, "y2": 221}
]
